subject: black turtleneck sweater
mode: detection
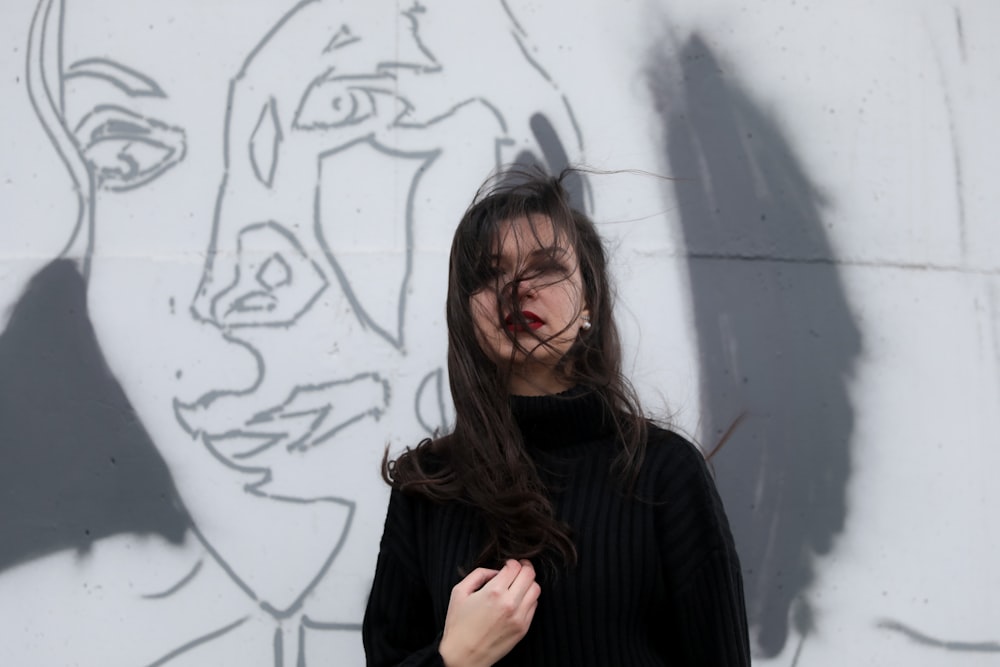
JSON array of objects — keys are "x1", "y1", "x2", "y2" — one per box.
[{"x1": 363, "y1": 389, "x2": 750, "y2": 666}]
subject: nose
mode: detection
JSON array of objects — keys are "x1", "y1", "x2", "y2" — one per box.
[
  {"x1": 506, "y1": 275, "x2": 537, "y2": 309},
  {"x1": 191, "y1": 221, "x2": 328, "y2": 330}
]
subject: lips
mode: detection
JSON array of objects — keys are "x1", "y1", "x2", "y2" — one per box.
[{"x1": 505, "y1": 310, "x2": 544, "y2": 332}]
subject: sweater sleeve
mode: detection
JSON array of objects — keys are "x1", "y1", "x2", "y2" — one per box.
[
  {"x1": 363, "y1": 488, "x2": 446, "y2": 667},
  {"x1": 654, "y1": 435, "x2": 751, "y2": 666}
]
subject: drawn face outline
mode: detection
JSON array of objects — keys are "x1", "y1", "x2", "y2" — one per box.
[{"x1": 48, "y1": 0, "x2": 586, "y2": 640}]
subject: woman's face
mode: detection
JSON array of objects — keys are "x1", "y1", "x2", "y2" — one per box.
[{"x1": 470, "y1": 214, "x2": 589, "y2": 395}]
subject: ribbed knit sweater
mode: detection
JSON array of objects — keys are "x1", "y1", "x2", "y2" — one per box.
[{"x1": 363, "y1": 388, "x2": 750, "y2": 666}]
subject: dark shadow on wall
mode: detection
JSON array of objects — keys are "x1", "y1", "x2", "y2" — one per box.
[
  {"x1": 647, "y1": 35, "x2": 861, "y2": 657},
  {"x1": 0, "y1": 259, "x2": 191, "y2": 573}
]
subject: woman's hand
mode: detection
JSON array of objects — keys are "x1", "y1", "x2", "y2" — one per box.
[{"x1": 438, "y1": 559, "x2": 540, "y2": 667}]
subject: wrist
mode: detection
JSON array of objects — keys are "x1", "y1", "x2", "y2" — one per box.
[
  {"x1": 438, "y1": 636, "x2": 479, "y2": 667},
  {"x1": 438, "y1": 636, "x2": 460, "y2": 667}
]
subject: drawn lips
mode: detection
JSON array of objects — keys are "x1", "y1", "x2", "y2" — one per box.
[{"x1": 505, "y1": 310, "x2": 543, "y2": 332}]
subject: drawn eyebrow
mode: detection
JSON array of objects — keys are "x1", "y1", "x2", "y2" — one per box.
[{"x1": 64, "y1": 57, "x2": 166, "y2": 98}]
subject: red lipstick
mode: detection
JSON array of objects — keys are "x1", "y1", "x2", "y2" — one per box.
[{"x1": 505, "y1": 310, "x2": 544, "y2": 332}]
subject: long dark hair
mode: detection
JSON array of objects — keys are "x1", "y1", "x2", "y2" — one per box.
[{"x1": 383, "y1": 167, "x2": 648, "y2": 569}]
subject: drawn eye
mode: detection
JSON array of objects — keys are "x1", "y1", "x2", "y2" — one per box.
[
  {"x1": 293, "y1": 73, "x2": 399, "y2": 129},
  {"x1": 73, "y1": 104, "x2": 186, "y2": 191}
]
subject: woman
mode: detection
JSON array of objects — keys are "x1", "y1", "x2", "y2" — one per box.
[{"x1": 363, "y1": 168, "x2": 750, "y2": 666}]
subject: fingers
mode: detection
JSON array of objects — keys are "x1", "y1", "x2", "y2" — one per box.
[
  {"x1": 440, "y1": 559, "x2": 541, "y2": 666},
  {"x1": 484, "y1": 559, "x2": 523, "y2": 591},
  {"x1": 454, "y1": 567, "x2": 500, "y2": 595},
  {"x1": 456, "y1": 559, "x2": 538, "y2": 601},
  {"x1": 507, "y1": 560, "x2": 537, "y2": 602},
  {"x1": 522, "y1": 584, "x2": 541, "y2": 625}
]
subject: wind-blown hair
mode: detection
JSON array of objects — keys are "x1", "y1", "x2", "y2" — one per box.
[{"x1": 383, "y1": 167, "x2": 648, "y2": 569}]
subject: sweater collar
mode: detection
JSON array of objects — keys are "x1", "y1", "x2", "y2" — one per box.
[{"x1": 509, "y1": 386, "x2": 615, "y2": 451}]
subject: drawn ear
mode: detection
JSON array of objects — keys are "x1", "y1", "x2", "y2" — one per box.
[{"x1": 73, "y1": 105, "x2": 186, "y2": 192}]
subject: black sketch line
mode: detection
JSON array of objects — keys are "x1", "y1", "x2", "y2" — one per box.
[
  {"x1": 877, "y1": 619, "x2": 1000, "y2": 653},
  {"x1": 257, "y1": 496, "x2": 355, "y2": 619},
  {"x1": 248, "y1": 371, "x2": 391, "y2": 452},
  {"x1": 260, "y1": 254, "x2": 293, "y2": 289},
  {"x1": 198, "y1": 221, "x2": 329, "y2": 330},
  {"x1": 293, "y1": 72, "x2": 400, "y2": 130},
  {"x1": 65, "y1": 57, "x2": 167, "y2": 98},
  {"x1": 145, "y1": 617, "x2": 250, "y2": 667},
  {"x1": 170, "y1": 3, "x2": 480, "y2": 636},
  {"x1": 250, "y1": 97, "x2": 283, "y2": 188},
  {"x1": 274, "y1": 627, "x2": 284, "y2": 667},
  {"x1": 397, "y1": 2, "x2": 441, "y2": 73},
  {"x1": 13, "y1": 2, "x2": 588, "y2": 665},
  {"x1": 141, "y1": 559, "x2": 204, "y2": 600},
  {"x1": 510, "y1": 30, "x2": 553, "y2": 85},
  {"x1": 954, "y1": 7, "x2": 967, "y2": 62},
  {"x1": 415, "y1": 368, "x2": 448, "y2": 435},
  {"x1": 219, "y1": 432, "x2": 286, "y2": 461},
  {"x1": 312, "y1": 136, "x2": 438, "y2": 350},
  {"x1": 397, "y1": 96, "x2": 507, "y2": 132},
  {"x1": 72, "y1": 104, "x2": 187, "y2": 192},
  {"x1": 290, "y1": 406, "x2": 381, "y2": 451},
  {"x1": 26, "y1": 0, "x2": 94, "y2": 275},
  {"x1": 323, "y1": 24, "x2": 361, "y2": 53},
  {"x1": 176, "y1": 495, "x2": 353, "y2": 621},
  {"x1": 301, "y1": 616, "x2": 364, "y2": 631},
  {"x1": 177, "y1": 371, "x2": 390, "y2": 472},
  {"x1": 469, "y1": 97, "x2": 509, "y2": 134},
  {"x1": 53, "y1": 0, "x2": 64, "y2": 112},
  {"x1": 207, "y1": 0, "x2": 315, "y2": 183},
  {"x1": 926, "y1": 29, "x2": 967, "y2": 256},
  {"x1": 173, "y1": 334, "x2": 267, "y2": 410},
  {"x1": 499, "y1": 0, "x2": 527, "y2": 36},
  {"x1": 237, "y1": 0, "x2": 321, "y2": 93}
]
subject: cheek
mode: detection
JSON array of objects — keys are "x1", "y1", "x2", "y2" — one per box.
[
  {"x1": 469, "y1": 293, "x2": 492, "y2": 329},
  {"x1": 553, "y1": 282, "x2": 585, "y2": 320},
  {"x1": 469, "y1": 294, "x2": 499, "y2": 345}
]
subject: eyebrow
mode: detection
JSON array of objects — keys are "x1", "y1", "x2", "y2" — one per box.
[
  {"x1": 491, "y1": 247, "x2": 569, "y2": 265},
  {"x1": 64, "y1": 57, "x2": 166, "y2": 98}
]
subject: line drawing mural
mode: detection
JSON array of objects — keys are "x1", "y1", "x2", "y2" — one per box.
[
  {"x1": 2, "y1": 0, "x2": 586, "y2": 664},
  {"x1": 6, "y1": 1, "x2": 995, "y2": 665}
]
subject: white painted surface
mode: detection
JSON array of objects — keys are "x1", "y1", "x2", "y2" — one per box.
[{"x1": 0, "y1": 1, "x2": 997, "y2": 664}]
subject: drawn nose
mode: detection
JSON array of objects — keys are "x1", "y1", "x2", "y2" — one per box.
[{"x1": 191, "y1": 221, "x2": 329, "y2": 330}]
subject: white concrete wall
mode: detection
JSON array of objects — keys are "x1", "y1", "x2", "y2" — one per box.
[{"x1": 1, "y1": 1, "x2": 997, "y2": 664}]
